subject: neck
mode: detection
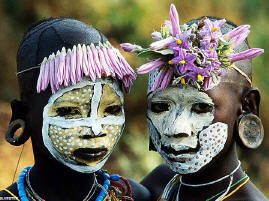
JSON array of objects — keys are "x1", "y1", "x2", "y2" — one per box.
[
  {"x1": 178, "y1": 143, "x2": 246, "y2": 200},
  {"x1": 29, "y1": 155, "x2": 97, "y2": 201}
]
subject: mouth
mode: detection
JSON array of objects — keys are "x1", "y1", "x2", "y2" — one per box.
[
  {"x1": 73, "y1": 147, "x2": 108, "y2": 161},
  {"x1": 161, "y1": 142, "x2": 200, "y2": 162}
]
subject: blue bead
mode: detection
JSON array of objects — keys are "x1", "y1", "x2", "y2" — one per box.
[
  {"x1": 103, "y1": 184, "x2": 109, "y2": 190},
  {"x1": 100, "y1": 191, "x2": 106, "y2": 197},
  {"x1": 104, "y1": 179, "x2": 110, "y2": 186},
  {"x1": 110, "y1": 174, "x2": 120, "y2": 181},
  {"x1": 103, "y1": 173, "x2": 110, "y2": 179},
  {"x1": 96, "y1": 197, "x2": 103, "y2": 201},
  {"x1": 18, "y1": 185, "x2": 24, "y2": 191}
]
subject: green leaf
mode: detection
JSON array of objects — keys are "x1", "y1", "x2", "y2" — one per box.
[{"x1": 156, "y1": 49, "x2": 174, "y2": 55}]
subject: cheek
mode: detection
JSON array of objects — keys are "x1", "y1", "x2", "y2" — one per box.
[{"x1": 102, "y1": 124, "x2": 123, "y2": 148}]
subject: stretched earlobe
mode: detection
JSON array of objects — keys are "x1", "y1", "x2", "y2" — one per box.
[
  {"x1": 5, "y1": 99, "x2": 30, "y2": 146},
  {"x1": 235, "y1": 113, "x2": 264, "y2": 149}
]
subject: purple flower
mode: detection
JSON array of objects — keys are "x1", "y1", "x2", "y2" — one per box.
[
  {"x1": 120, "y1": 43, "x2": 142, "y2": 52},
  {"x1": 187, "y1": 67, "x2": 209, "y2": 82},
  {"x1": 227, "y1": 48, "x2": 264, "y2": 62},
  {"x1": 152, "y1": 31, "x2": 162, "y2": 41},
  {"x1": 201, "y1": 49, "x2": 221, "y2": 70},
  {"x1": 169, "y1": 4, "x2": 180, "y2": 37},
  {"x1": 199, "y1": 18, "x2": 226, "y2": 41},
  {"x1": 150, "y1": 37, "x2": 175, "y2": 50},
  {"x1": 152, "y1": 69, "x2": 166, "y2": 91},
  {"x1": 137, "y1": 58, "x2": 164, "y2": 74},
  {"x1": 171, "y1": 47, "x2": 196, "y2": 74},
  {"x1": 169, "y1": 31, "x2": 190, "y2": 50}
]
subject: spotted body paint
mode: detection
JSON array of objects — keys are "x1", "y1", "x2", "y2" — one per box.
[
  {"x1": 147, "y1": 86, "x2": 228, "y2": 174},
  {"x1": 42, "y1": 78, "x2": 124, "y2": 173}
]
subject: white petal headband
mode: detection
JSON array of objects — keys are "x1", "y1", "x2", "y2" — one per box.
[{"x1": 17, "y1": 42, "x2": 136, "y2": 93}]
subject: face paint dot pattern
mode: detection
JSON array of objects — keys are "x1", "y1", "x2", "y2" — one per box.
[
  {"x1": 162, "y1": 122, "x2": 228, "y2": 174},
  {"x1": 48, "y1": 123, "x2": 122, "y2": 166}
]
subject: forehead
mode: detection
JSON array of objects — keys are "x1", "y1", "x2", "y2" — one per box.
[
  {"x1": 48, "y1": 78, "x2": 123, "y2": 106},
  {"x1": 148, "y1": 85, "x2": 214, "y2": 104}
]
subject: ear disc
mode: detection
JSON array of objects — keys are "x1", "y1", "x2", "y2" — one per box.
[{"x1": 238, "y1": 114, "x2": 264, "y2": 149}]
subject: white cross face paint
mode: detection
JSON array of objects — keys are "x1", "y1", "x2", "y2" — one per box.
[
  {"x1": 147, "y1": 86, "x2": 228, "y2": 174},
  {"x1": 42, "y1": 78, "x2": 125, "y2": 173}
]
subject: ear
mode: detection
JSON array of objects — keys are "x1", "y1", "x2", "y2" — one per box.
[
  {"x1": 242, "y1": 87, "x2": 260, "y2": 115},
  {"x1": 5, "y1": 99, "x2": 31, "y2": 146},
  {"x1": 235, "y1": 88, "x2": 264, "y2": 149}
]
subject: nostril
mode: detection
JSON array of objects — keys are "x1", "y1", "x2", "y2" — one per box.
[{"x1": 164, "y1": 133, "x2": 190, "y2": 138}]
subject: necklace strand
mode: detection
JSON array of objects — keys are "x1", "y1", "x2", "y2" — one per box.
[{"x1": 180, "y1": 161, "x2": 241, "y2": 187}]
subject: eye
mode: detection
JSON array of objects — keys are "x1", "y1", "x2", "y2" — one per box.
[
  {"x1": 104, "y1": 105, "x2": 122, "y2": 115},
  {"x1": 150, "y1": 102, "x2": 170, "y2": 113},
  {"x1": 56, "y1": 107, "x2": 81, "y2": 117},
  {"x1": 192, "y1": 103, "x2": 213, "y2": 114}
]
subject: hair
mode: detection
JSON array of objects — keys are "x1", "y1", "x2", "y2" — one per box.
[{"x1": 17, "y1": 17, "x2": 108, "y2": 101}]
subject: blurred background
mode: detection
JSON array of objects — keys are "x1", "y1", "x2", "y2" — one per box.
[{"x1": 0, "y1": 0, "x2": 268, "y2": 196}]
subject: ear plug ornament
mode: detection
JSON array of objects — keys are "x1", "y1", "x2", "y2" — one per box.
[
  {"x1": 6, "y1": 119, "x2": 28, "y2": 146},
  {"x1": 237, "y1": 113, "x2": 264, "y2": 149}
]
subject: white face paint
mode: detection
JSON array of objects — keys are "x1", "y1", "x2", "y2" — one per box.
[
  {"x1": 42, "y1": 78, "x2": 125, "y2": 173},
  {"x1": 147, "y1": 86, "x2": 228, "y2": 174}
]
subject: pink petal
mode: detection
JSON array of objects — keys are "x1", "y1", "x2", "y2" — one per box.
[
  {"x1": 97, "y1": 46, "x2": 111, "y2": 77},
  {"x1": 49, "y1": 54, "x2": 56, "y2": 93},
  {"x1": 149, "y1": 37, "x2": 175, "y2": 50},
  {"x1": 64, "y1": 49, "x2": 72, "y2": 86},
  {"x1": 42, "y1": 59, "x2": 50, "y2": 91},
  {"x1": 76, "y1": 44, "x2": 83, "y2": 82},
  {"x1": 36, "y1": 58, "x2": 46, "y2": 93},
  {"x1": 54, "y1": 50, "x2": 61, "y2": 90},
  {"x1": 227, "y1": 48, "x2": 264, "y2": 62},
  {"x1": 90, "y1": 43, "x2": 102, "y2": 78},
  {"x1": 106, "y1": 47, "x2": 124, "y2": 79},
  {"x1": 82, "y1": 44, "x2": 89, "y2": 76},
  {"x1": 231, "y1": 30, "x2": 250, "y2": 48},
  {"x1": 86, "y1": 45, "x2": 97, "y2": 82},
  {"x1": 152, "y1": 69, "x2": 166, "y2": 91},
  {"x1": 57, "y1": 47, "x2": 66, "y2": 87},
  {"x1": 226, "y1": 25, "x2": 250, "y2": 41},
  {"x1": 137, "y1": 59, "x2": 164, "y2": 74},
  {"x1": 70, "y1": 46, "x2": 77, "y2": 85},
  {"x1": 101, "y1": 46, "x2": 115, "y2": 77},
  {"x1": 170, "y1": 4, "x2": 180, "y2": 37},
  {"x1": 160, "y1": 68, "x2": 173, "y2": 90}
]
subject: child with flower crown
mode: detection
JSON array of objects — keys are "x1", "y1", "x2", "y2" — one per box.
[{"x1": 122, "y1": 4, "x2": 268, "y2": 201}]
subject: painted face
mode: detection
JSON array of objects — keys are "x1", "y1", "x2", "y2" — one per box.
[
  {"x1": 42, "y1": 78, "x2": 124, "y2": 173},
  {"x1": 147, "y1": 86, "x2": 228, "y2": 174}
]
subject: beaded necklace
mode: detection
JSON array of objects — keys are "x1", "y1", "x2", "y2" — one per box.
[
  {"x1": 17, "y1": 166, "x2": 133, "y2": 201},
  {"x1": 159, "y1": 161, "x2": 249, "y2": 201}
]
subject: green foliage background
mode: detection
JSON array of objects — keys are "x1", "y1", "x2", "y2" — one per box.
[{"x1": 0, "y1": 0, "x2": 268, "y2": 196}]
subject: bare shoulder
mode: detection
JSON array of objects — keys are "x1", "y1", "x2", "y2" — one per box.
[
  {"x1": 227, "y1": 180, "x2": 268, "y2": 201},
  {"x1": 140, "y1": 163, "x2": 176, "y2": 201},
  {"x1": 127, "y1": 178, "x2": 152, "y2": 201}
]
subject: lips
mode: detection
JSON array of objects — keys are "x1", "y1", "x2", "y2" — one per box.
[{"x1": 73, "y1": 147, "x2": 108, "y2": 161}]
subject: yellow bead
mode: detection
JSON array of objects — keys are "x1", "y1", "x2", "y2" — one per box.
[
  {"x1": 168, "y1": 60, "x2": 174, "y2": 65},
  {"x1": 179, "y1": 60, "x2": 186, "y2": 64},
  {"x1": 212, "y1": 27, "x2": 218, "y2": 32},
  {"x1": 176, "y1": 39, "x2": 182, "y2": 45},
  {"x1": 181, "y1": 78, "x2": 186, "y2": 85},
  {"x1": 197, "y1": 74, "x2": 204, "y2": 82}
]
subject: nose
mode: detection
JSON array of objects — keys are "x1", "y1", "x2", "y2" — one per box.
[{"x1": 163, "y1": 109, "x2": 192, "y2": 136}]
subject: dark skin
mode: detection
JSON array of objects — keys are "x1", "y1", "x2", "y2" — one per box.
[
  {"x1": 141, "y1": 80, "x2": 268, "y2": 201},
  {"x1": 0, "y1": 87, "x2": 151, "y2": 201}
]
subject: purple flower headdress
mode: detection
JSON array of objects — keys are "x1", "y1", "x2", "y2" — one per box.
[
  {"x1": 121, "y1": 4, "x2": 264, "y2": 91},
  {"x1": 18, "y1": 42, "x2": 136, "y2": 94}
]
